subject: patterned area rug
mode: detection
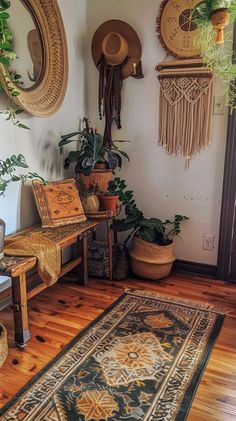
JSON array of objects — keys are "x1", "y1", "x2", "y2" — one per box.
[{"x1": 0, "y1": 289, "x2": 224, "y2": 421}]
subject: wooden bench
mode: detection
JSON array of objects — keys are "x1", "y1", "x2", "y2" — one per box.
[{"x1": 0, "y1": 221, "x2": 97, "y2": 347}]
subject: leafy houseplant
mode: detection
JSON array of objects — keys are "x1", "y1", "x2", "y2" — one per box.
[
  {"x1": 59, "y1": 117, "x2": 129, "y2": 176},
  {"x1": 0, "y1": 154, "x2": 44, "y2": 196},
  {"x1": 111, "y1": 177, "x2": 189, "y2": 280}
]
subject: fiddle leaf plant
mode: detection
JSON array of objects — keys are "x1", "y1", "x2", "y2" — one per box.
[{"x1": 0, "y1": 154, "x2": 45, "y2": 196}]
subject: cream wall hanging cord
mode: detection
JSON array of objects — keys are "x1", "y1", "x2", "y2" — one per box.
[{"x1": 157, "y1": 63, "x2": 214, "y2": 169}]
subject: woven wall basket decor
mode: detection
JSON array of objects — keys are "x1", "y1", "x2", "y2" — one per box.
[{"x1": 157, "y1": 66, "x2": 214, "y2": 168}]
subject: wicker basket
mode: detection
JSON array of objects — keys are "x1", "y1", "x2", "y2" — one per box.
[
  {"x1": 129, "y1": 236, "x2": 176, "y2": 280},
  {"x1": 88, "y1": 241, "x2": 129, "y2": 280},
  {"x1": 78, "y1": 169, "x2": 113, "y2": 193},
  {"x1": 0, "y1": 323, "x2": 8, "y2": 368}
]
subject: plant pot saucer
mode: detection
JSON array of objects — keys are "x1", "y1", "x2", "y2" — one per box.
[{"x1": 85, "y1": 205, "x2": 121, "y2": 220}]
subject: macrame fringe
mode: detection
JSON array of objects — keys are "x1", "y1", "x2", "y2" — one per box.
[
  {"x1": 125, "y1": 288, "x2": 228, "y2": 315},
  {"x1": 157, "y1": 69, "x2": 213, "y2": 168}
]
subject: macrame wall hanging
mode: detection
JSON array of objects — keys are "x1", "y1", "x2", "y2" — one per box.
[{"x1": 157, "y1": 60, "x2": 214, "y2": 168}]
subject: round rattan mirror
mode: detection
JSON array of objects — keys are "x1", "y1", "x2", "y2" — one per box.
[{"x1": 0, "y1": 0, "x2": 68, "y2": 117}]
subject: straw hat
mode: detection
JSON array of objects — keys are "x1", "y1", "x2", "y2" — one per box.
[{"x1": 92, "y1": 19, "x2": 142, "y2": 79}]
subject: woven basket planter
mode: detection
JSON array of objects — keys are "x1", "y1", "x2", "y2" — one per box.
[
  {"x1": 129, "y1": 236, "x2": 176, "y2": 280},
  {"x1": 78, "y1": 169, "x2": 113, "y2": 193},
  {"x1": 0, "y1": 323, "x2": 8, "y2": 369}
]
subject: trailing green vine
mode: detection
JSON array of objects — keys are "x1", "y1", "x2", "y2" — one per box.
[
  {"x1": 0, "y1": 0, "x2": 29, "y2": 128},
  {"x1": 193, "y1": 0, "x2": 236, "y2": 108}
]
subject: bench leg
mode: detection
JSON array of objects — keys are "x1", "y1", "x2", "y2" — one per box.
[
  {"x1": 12, "y1": 274, "x2": 30, "y2": 347},
  {"x1": 107, "y1": 219, "x2": 113, "y2": 281},
  {"x1": 77, "y1": 235, "x2": 88, "y2": 286}
]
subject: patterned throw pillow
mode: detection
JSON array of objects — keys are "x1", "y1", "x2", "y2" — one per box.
[{"x1": 32, "y1": 179, "x2": 86, "y2": 227}]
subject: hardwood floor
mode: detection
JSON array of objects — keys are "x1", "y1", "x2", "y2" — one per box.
[{"x1": 0, "y1": 273, "x2": 236, "y2": 420}]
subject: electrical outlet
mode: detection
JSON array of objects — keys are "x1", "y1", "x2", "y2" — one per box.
[
  {"x1": 203, "y1": 234, "x2": 215, "y2": 251},
  {"x1": 213, "y1": 96, "x2": 224, "y2": 115}
]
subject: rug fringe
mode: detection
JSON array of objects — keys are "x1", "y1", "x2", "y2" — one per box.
[{"x1": 125, "y1": 288, "x2": 227, "y2": 315}]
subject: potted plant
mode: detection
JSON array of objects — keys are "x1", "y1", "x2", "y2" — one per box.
[
  {"x1": 101, "y1": 178, "x2": 124, "y2": 211},
  {"x1": 193, "y1": 0, "x2": 235, "y2": 44},
  {"x1": 111, "y1": 177, "x2": 189, "y2": 280},
  {"x1": 59, "y1": 117, "x2": 129, "y2": 193},
  {"x1": 77, "y1": 179, "x2": 100, "y2": 213},
  {"x1": 193, "y1": 1, "x2": 236, "y2": 108}
]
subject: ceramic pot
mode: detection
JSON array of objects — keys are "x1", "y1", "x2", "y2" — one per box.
[
  {"x1": 102, "y1": 195, "x2": 119, "y2": 211},
  {"x1": 0, "y1": 219, "x2": 6, "y2": 260},
  {"x1": 211, "y1": 8, "x2": 230, "y2": 44},
  {"x1": 82, "y1": 194, "x2": 100, "y2": 212},
  {"x1": 129, "y1": 236, "x2": 176, "y2": 280},
  {"x1": 0, "y1": 323, "x2": 8, "y2": 368}
]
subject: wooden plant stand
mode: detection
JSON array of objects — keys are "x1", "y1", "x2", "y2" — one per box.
[
  {"x1": 85, "y1": 207, "x2": 121, "y2": 280},
  {"x1": 0, "y1": 221, "x2": 97, "y2": 347}
]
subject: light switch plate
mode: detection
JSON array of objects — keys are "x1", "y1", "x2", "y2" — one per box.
[{"x1": 213, "y1": 95, "x2": 224, "y2": 115}]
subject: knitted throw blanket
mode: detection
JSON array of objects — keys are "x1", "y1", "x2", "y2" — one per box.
[{"x1": 4, "y1": 232, "x2": 61, "y2": 286}]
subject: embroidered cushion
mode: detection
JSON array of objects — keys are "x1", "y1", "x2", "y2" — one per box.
[{"x1": 32, "y1": 179, "x2": 86, "y2": 227}]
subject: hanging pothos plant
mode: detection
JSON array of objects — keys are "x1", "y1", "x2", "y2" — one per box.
[
  {"x1": 193, "y1": 0, "x2": 236, "y2": 108},
  {"x1": 0, "y1": 0, "x2": 29, "y2": 128}
]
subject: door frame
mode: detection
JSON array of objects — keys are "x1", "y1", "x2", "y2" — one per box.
[{"x1": 217, "y1": 25, "x2": 236, "y2": 281}]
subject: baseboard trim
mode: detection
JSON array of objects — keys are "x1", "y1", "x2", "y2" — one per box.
[{"x1": 173, "y1": 259, "x2": 218, "y2": 279}]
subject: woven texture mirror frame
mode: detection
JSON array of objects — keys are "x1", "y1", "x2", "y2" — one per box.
[{"x1": 0, "y1": 0, "x2": 68, "y2": 117}]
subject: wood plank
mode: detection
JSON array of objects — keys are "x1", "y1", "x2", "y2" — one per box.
[{"x1": 0, "y1": 273, "x2": 235, "y2": 421}]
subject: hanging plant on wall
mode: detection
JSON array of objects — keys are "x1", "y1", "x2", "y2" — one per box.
[
  {"x1": 0, "y1": 0, "x2": 29, "y2": 128},
  {"x1": 193, "y1": 0, "x2": 236, "y2": 108},
  {"x1": 194, "y1": 1, "x2": 235, "y2": 44}
]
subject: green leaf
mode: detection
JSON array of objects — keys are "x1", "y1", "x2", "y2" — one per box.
[
  {"x1": 0, "y1": 56, "x2": 10, "y2": 66},
  {"x1": 17, "y1": 123, "x2": 30, "y2": 130},
  {"x1": 0, "y1": 11, "x2": 9, "y2": 19},
  {"x1": 11, "y1": 91, "x2": 20, "y2": 96},
  {"x1": 0, "y1": 41, "x2": 11, "y2": 50},
  {"x1": 68, "y1": 150, "x2": 82, "y2": 162},
  {"x1": 93, "y1": 134, "x2": 104, "y2": 162}
]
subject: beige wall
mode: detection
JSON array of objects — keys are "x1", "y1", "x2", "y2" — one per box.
[{"x1": 86, "y1": 0, "x2": 228, "y2": 265}]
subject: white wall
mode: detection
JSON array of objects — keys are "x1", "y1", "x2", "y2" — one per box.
[
  {"x1": 0, "y1": 0, "x2": 87, "y2": 285},
  {"x1": 86, "y1": 0, "x2": 228, "y2": 265},
  {"x1": 0, "y1": 0, "x2": 87, "y2": 234}
]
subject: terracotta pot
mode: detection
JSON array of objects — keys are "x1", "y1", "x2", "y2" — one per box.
[
  {"x1": 129, "y1": 236, "x2": 176, "y2": 280},
  {"x1": 94, "y1": 162, "x2": 107, "y2": 170},
  {"x1": 0, "y1": 323, "x2": 8, "y2": 369},
  {"x1": 78, "y1": 169, "x2": 113, "y2": 193},
  {"x1": 102, "y1": 195, "x2": 119, "y2": 211},
  {"x1": 82, "y1": 194, "x2": 100, "y2": 212},
  {"x1": 211, "y1": 8, "x2": 230, "y2": 44}
]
